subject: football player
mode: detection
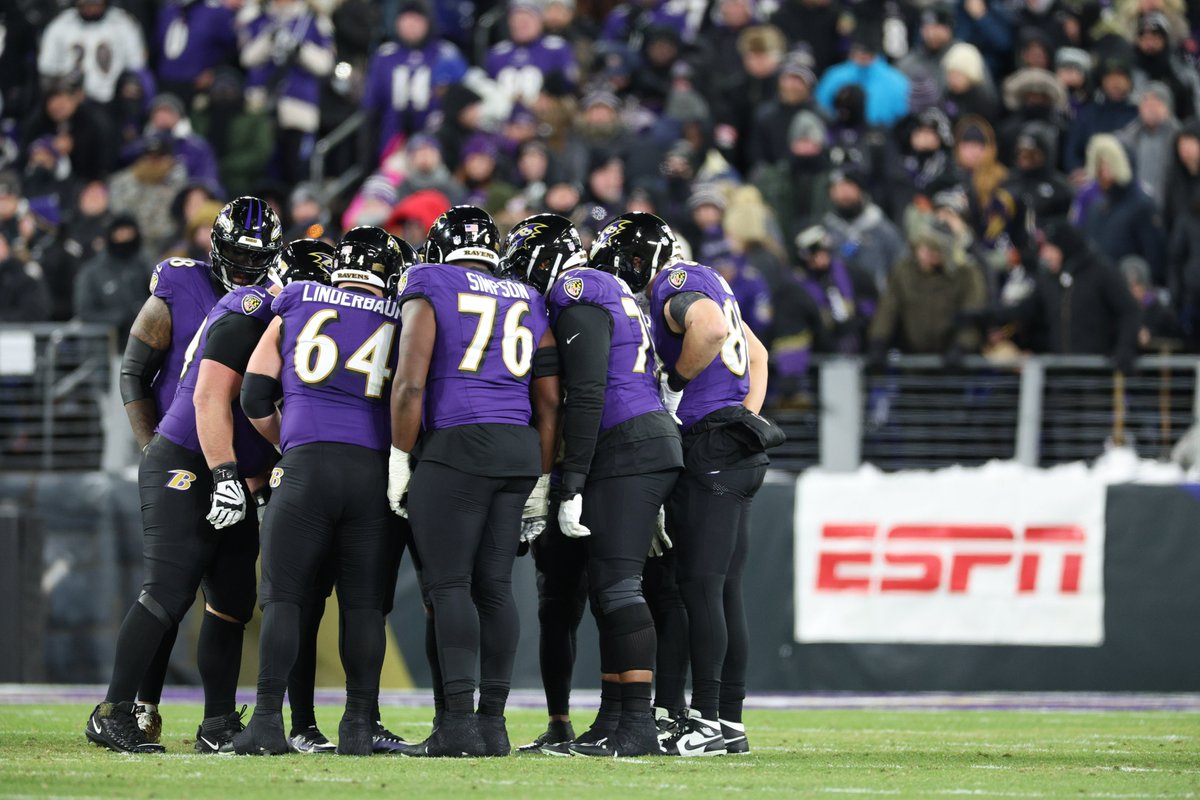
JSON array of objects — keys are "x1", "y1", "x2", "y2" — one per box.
[
  {"x1": 87, "y1": 198, "x2": 288, "y2": 754},
  {"x1": 232, "y1": 226, "x2": 411, "y2": 756},
  {"x1": 389, "y1": 206, "x2": 560, "y2": 756},
  {"x1": 502, "y1": 214, "x2": 683, "y2": 757},
  {"x1": 617, "y1": 212, "x2": 776, "y2": 757}
]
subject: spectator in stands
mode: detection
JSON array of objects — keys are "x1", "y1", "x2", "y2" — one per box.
[
  {"x1": 881, "y1": 107, "x2": 959, "y2": 222},
  {"x1": 1014, "y1": 26, "x2": 1054, "y2": 72},
  {"x1": 1165, "y1": 120, "x2": 1200, "y2": 235},
  {"x1": 153, "y1": 0, "x2": 239, "y2": 104},
  {"x1": 190, "y1": 68, "x2": 274, "y2": 198},
  {"x1": 768, "y1": 2, "x2": 839, "y2": 75},
  {"x1": 826, "y1": 84, "x2": 886, "y2": 187},
  {"x1": 753, "y1": 109, "x2": 833, "y2": 257},
  {"x1": 868, "y1": 219, "x2": 987, "y2": 361},
  {"x1": 1131, "y1": 11, "x2": 1200, "y2": 124},
  {"x1": 63, "y1": 180, "x2": 114, "y2": 264},
  {"x1": 168, "y1": 181, "x2": 219, "y2": 247},
  {"x1": 1065, "y1": 56, "x2": 1138, "y2": 176},
  {"x1": 574, "y1": 90, "x2": 632, "y2": 170},
  {"x1": 22, "y1": 137, "x2": 75, "y2": 209},
  {"x1": 1121, "y1": 254, "x2": 1180, "y2": 348},
  {"x1": 113, "y1": 70, "x2": 152, "y2": 148},
  {"x1": 486, "y1": 0, "x2": 576, "y2": 108},
  {"x1": 1003, "y1": 122, "x2": 1073, "y2": 224},
  {"x1": 724, "y1": 183, "x2": 788, "y2": 288},
  {"x1": 794, "y1": 222, "x2": 878, "y2": 355},
  {"x1": 600, "y1": 0, "x2": 691, "y2": 49},
  {"x1": 361, "y1": 0, "x2": 468, "y2": 155},
  {"x1": 815, "y1": 25, "x2": 910, "y2": 128},
  {"x1": 1168, "y1": 185, "x2": 1200, "y2": 347},
  {"x1": 22, "y1": 73, "x2": 116, "y2": 183},
  {"x1": 899, "y1": 3, "x2": 957, "y2": 83},
  {"x1": 1073, "y1": 133, "x2": 1166, "y2": 284},
  {"x1": 0, "y1": 2, "x2": 38, "y2": 126},
  {"x1": 0, "y1": 172, "x2": 22, "y2": 242},
  {"x1": 705, "y1": 237, "x2": 773, "y2": 338},
  {"x1": 38, "y1": 0, "x2": 147, "y2": 106},
  {"x1": 749, "y1": 50, "x2": 818, "y2": 168},
  {"x1": 456, "y1": 133, "x2": 517, "y2": 216},
  {"x1": 507, "y1": 139, "x2": 551, "y2": 216},
  {"x1": 73, "y1": 214, "x2": 151, "y2": 339},
  {"x1": 145, "y1": 93, "x2": 222, "y2": 191},
  {"x1": 435, "y1": 82, "x2": 485, "y2": 170},
  {"x1": 0, "y1": 231, "x2": 51, "y2": 322},
  {"x1": 285, "y1": 182, "x2": 329, "y2": 240},
  {"x1": 165, "y1": 197, "x2": 222, "y2": 261},
  {"x1": 397, "y1": 134, "x2": 465, "y2": 203},
  {"x1": 954, "y1": 0, "x2": 1015, "y2": 80},
  {"x1": 955, "y1": 115, "x2": 1026, "y2": 276},
  {"x1": 108, "y1": 133, "x2": 188, "y2": 260},
  {"x1": 238, "y1": 0, "x2": 335, "y2": 185},
  {"x1": 580, "y1": 150, "x2": 625, "y2": 222},
  {"x1": 707, "y1": 0, "x2": 761, "y2": 84},
  {"x1": 996, "y1": 67, "x2": 1070, "y2": 164},
  {"x1": 822, "y1": 168, "x2": 906, "y2": 291},
  {"x1": 627, "y1": 26, "x2": 682, "y2": 111},
  {"x1": 1055, "y1": 47, "x2": 1092, "y2": 118},
  {"x1": 542, "y1": 0, "x2": 592, "y2": 44},
  {"x1": 1117, "y1": 82, "x2": 1180, "y2": 211},
  {"x1": 18, "y1": 196, "x2": 75, "y2": 321},
  {"x1": 941, "y1": 42, "x2": 998, "y2": 121},
  {"x1": 994, "y1": 220, "x2": 1138, "y2": 371},
  {"x1": 713, "y1": 25, "x2": 786, "y2": 175},
  {"x1": 679, "y1": 183, "x2": 727, "y2": 259}
]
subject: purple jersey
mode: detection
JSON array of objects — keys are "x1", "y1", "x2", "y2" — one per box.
[
  {"x1": 274, "y1": 282, "x2": 401, "y2": 453},
  {"x1": 157, "y1": 285, "x2": 276, "y2": 477},
  {"x1": 155, "y1": 0, "x2": 237, "y2": 85},
  {"x1": 149, "y1": 256, "x2": 223, "y2": 418},
  {"x1": 241, "y1": 9, "x2": 332, "y2": 107},
  {"x1": 362, "y1": 39, "x2": 467, "y2": 150},
  {"x1": 547, "y1": 268, "x2": 664, "y2": 432},
  {"x1": 399, "y1": 262, "x2": 549, "y2": 430},
  {"x1": 650, "y1": 261, "x2": 752, "y2": 431},
  {"x1": 601, "y1": 0, "x2": 693, "y2": 43},
  {"x1": 485, "y1": 36, "x2": 576, "y2": 106}
]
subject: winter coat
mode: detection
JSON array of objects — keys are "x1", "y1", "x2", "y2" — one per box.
[
  {"x1": 815, "y1": 57, "x2": 910, "y2": 128},
  {"x1": 1065, "y1": 97, "x2": 1138, "y2": 172},
  {"x1": 752, "y1": 156, "x2": 833, "y2": 257},
  {"x1": 868, "y1": 249, "x2": 987, "y2": 354},
  {"x1": 73, "y1": 251, "x2": 153, "y2": 336},
  {"x1": 1076, "y1": 182, "x2": 1167, "y2": 285},
  {"x1": 0, "y1": 256, "x2": 51, "y2": 322},
  {"x1": 1118, "y1": 116, "x2": 1181, "y2": 210},
  {"x1": 822, "y1": 203, "x2": 907, "y2": 291}
]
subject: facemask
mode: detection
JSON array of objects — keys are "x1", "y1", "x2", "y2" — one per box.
[
  {"x1": 108, "y1": 236, "x2": 141, "y2": 259},
  {"x1": 833, "y1": 200, "x2": 864, "y2": 220}
]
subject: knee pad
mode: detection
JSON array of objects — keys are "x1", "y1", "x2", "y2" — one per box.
[
  {"x1": 594, "y1": 575, "x2": 645, "y2": 616},
  {"x1": 138, "y1": 590, "x2": 180, "y2": 627},
  {"x1": 599, "y1": 602, "x2": 656, "y2": 673}
]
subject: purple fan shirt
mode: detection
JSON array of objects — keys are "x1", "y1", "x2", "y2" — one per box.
[
  {"x1": 650, "y1": 261, "x2": 752, "y2": 431},
  {"x1": 274, "y1": 282, "x2": 401, "y2": 453},
  {"x1": 155, "y1": 0, "x2": 238, "y2": 86},
  {"x1": 157, "y1": 285, "x2": 277, "y2": 477},
  {"x1": 362, "y1": 39, "x2": 468, "y2": 149},
  {"x1": 600, "y1": 0, "x2": 693, "y2": 43},
  {"x1": 149, "y1": 256, "x2": 223, "y2": 418},
  {"x1": 242, "y1": 10, "x2": 332, "y2": 106},
  {"x1": 485, "y1": 36, "x2": 577, "y2": 106},
  {"x1": 399, "y1": 262, "x2": 550, "y2": 430},
  {"x1": 546, "y1": 267, "x2": 664, "y2": 432}
]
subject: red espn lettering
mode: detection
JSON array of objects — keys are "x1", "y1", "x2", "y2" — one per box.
[{"x1": 816, "y1": 524, "x2": 1085, "y2": 595}]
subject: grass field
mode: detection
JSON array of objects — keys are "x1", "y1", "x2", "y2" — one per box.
[{"x1": 1, "y1": 704, "x2": 1198, "y2": 799}]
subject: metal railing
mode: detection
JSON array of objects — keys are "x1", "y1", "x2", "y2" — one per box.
[
  {"x1": 310, "y1": 109, "x2": 368, "y2": 206},
  {"x1": 768, "y1": 354, "x2": 1200, "y2": 472},
  {"x1": 0, "y1": 323, "x2": 117, "y2": 471}
]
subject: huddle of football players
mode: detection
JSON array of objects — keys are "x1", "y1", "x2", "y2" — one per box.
[{"x1": 85, "y1": 194, "x2": 779, "y2": 760}]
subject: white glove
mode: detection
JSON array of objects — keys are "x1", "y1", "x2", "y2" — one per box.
[
  {"x1": 660, "y1": 373, "x2": 682, "y2": 421},
  {"x1": 648, "y1": 506, "x2": 672, "y2": 557},
  {"x1": 207, "y1": 463, "x2": 247, "y2": 530},
  {"x1": 557, "y1": 493, "x2": 591, "y2": 539},
  {"x1": 521, "y1": 473, "x2": 551, "y2": 544},
  {"x1": 388, "y1": 447, "x2": 412, "y2": 517}
]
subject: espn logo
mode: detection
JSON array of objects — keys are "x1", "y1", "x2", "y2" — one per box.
[{"x1": 815, "y1": 524, "x2": 1085, "y2": 595}]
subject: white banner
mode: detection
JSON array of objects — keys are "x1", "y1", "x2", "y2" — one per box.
[{"x1": 794, "y1": 465, "x2": 1106, "y2": 646}]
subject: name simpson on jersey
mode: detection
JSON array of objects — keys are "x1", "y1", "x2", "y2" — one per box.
[
  {"x1": 301, "y1": 283, "x2": 401, "y2": 319},
  {"x1": 466, "y1": 271, "x2": 531, "y2": 299}
]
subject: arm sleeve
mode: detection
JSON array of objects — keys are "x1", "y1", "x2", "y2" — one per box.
[
  {"x1": 555, "y1": 304, "x2": 612, "y2": 476},
  {"x1": 201, "y1": 313, "x2": 269, "y2": 375}
]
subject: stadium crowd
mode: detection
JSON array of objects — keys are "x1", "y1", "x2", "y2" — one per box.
[{"x1": 1, "y1": 0, "x2": 1199, "y2": 407}]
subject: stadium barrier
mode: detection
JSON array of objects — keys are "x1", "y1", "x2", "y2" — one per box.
[{"x1": 2, "y1": 468, "x2": 1197, "y2": 691}]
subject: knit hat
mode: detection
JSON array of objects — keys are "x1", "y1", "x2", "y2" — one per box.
[
  {"x1": 664, "y1": 89, "x2": 710, "y2": 123},
  {"x1": 1136, "y1": 11, "x2": 1170, "y2": 38},
  {"x1": 829, "y1": 167, "x2": 867, "y2": 191},
  {"x1": 942, "y1": 42, "x2": 986, "y2": 85},
  {"x1": 461, "y1": 132, "x2": 499, "y2": 160},
  {"x1": 1054, "y1": 47, "x2": 1091, "y2": 74},
  {"x1": 932, "y1": 186, "x2": 970, "y2": 217},
  {"x1": 688, "y1": 184, "x2": 727, "y2": 211},
  {"x1": 779, "y1": 50, "x2": 817, "y2": 87},
  {"x1": 1040, "y1": 219, "x2": 1087, "y2": 255},
  {"x1": 149, "y1": 93, "x2": 186, "y2": 118},
  {"x1": 1136, "y1": 80, "x2": 1174, "y2": 115},
  {"x1": 581, "y1": 89, "x2": 621, "y2": 112},
  {"x1": 788, "y1": 110, "x2": 827, "y2": 144},
  {"x1": 1096, "y1": 56, "x2": 1132, "y2": 81},
  {"x1": 907, "y1": 68, "x2": 942, "y2": 114}
]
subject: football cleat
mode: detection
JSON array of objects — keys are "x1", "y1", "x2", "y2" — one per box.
[
  {"x1": 477, "y1": 713, "x2": 510, "y2": 757},
  {"x1": 654, "y1": 706, "x2": 687, "y2": 741},
  {"x1": 721, "y1": 719, "x2": 750, "y2": 755},
  {"x1": 336, "y1": 715, "x2": 374, "y2": 756},
  {"x1": 288, "y1": 724, "x2": 336, "y2": 754},
  {"x1": 371, "y1": 721, "x2": 409, "y2": 754},
  {"x1": 612, "y1": 713, "x2": 662, "y2": 757},
  {"x1": 135, "y1": 702, "x2": 163, "y2": 744},
  {"x1": 86, "y1": 702, "x2": 166, "y2": 754},
  {"x1": 194, "y1": 706, "x2": 248, "y2": 754},
  {"x1": 541, "y1": 721, "x2": 616, "y2": 757},
  {"x1": 662, "y1": 714, "x2": 727, "y2": 757},
  {"x1": 517, "y1": 720, "x2": 575, "y2": 753},
  {"x1": 400, "y1": 711, "x2": 485, "y2": 758},
  {"x1": 227, "y1": 710, "x2": 289, "y2": 755}
]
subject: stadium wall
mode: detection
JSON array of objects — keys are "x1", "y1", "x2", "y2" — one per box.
[{"x1": 1, "y1": 471, "x2": 1197, "y2": 691}]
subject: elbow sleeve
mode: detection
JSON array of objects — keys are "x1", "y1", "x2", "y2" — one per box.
[
  {"x1": 119, "y1": 336, "x2": 166, "y2": 405},
  {"x1": 241, "y1": 372, "x2": 282, "y2": 420}
]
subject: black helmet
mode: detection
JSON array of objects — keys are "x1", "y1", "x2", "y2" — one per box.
[
  {"x1": 387, "y1": 234, "x2": 420, "y2": 293},
  {"x1": 499, "y1": 214, "x2": 587, "y2": 294},
  {"x1": 210, "y1": 196, "x2": 285, "y2": 291},
  {"x1": 424, "y1": 205, "x2": 501, "y2": 270},
  {"x1": 334, "y1": 226, "x2": 405, "y2": 290},
  {"x1": 270, "y1": 238, "x2": 334, "y2": 288},
  {"x1": 589, "y1": 211, "x2": 677, "y2": 292}
]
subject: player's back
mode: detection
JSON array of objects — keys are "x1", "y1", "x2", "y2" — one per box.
[
  {"x1": 148, "y1": 256, "x2": 223, "y2": 417},
  {"x1": 275, "y1": 281, "x2": 401, "y2": 453},
  {"x1": 399, "y1": 261, "x2": 549, "y2": 430},
  {"x1": 547, "y1": 267, "x2": 663, "y2": 431}
]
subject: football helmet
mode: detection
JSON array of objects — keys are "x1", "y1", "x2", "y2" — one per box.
[
  {"x1": 589, "y1": 212, "x2": 677, "y2": 292},
  {"x1": 333, "y1": 226, "x2": 406, "y2": 290},
  {"x1": 387, "y1": 234, "x2": 420, "y2": 293},
  {"x1": 210, "y1": 196, "x2": 284, "y2": 292},
  {"x1": 269, "y1": 238, "x2": 335, "y2": 288},
  {"x1": 499, "y1": 214, "x2": 586, "y2": 294},
  {"x1": 424, "y1": 205, "x2": 501, "y2": 269}
]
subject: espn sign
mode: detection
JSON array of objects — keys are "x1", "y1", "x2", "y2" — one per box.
[{"x1": 795, "y1": 467, "x2": 1106, "y2": 646}]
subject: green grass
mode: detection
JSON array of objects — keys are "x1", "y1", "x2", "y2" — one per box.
[{"x1": 1, "y1": 705, "x2": 1198, "y2": 798}]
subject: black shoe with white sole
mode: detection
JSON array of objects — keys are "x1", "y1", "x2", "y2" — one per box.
[
  {"x1": 86, "y1": 702, "x2": 166, "y2": 754},
  {"x1": 372, "y1": 721, "x2": 408, "y2": 754},
  {"x1": 288, "y1": 724, "x2": 336, "y2": 754},
  {"x1": 541, "y1": 720, "x2": 616, "y2": 757},
  {"x1": 195, "y1": 706, "x2": 248, "y2": 754},
  {"x1": 662, "y1": 715, "x2": 727, "y2": 757},
  {"x1": 227, "y1": 710, "x2": 289, "y2": 755},
  {"x1": 517, "y1": 720, "x2": 574, "y2": 753}
]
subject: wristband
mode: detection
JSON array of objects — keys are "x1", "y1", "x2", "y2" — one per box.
[
  {"x1": 667, "y1": 368, "x2": 691, "y2": 393},
  {"x1": 212, "y1": 462, "x2": 238, "y2": 483}
]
